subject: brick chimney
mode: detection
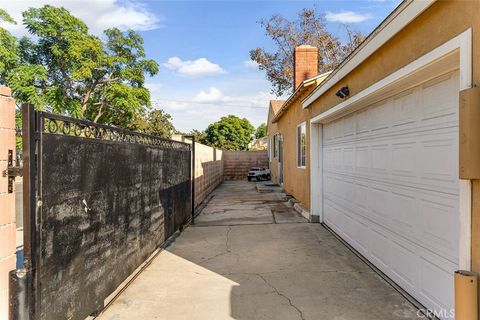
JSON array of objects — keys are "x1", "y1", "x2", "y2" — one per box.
[{"x1": 293, "y1": 45, "x2": 318, "y2": 90}]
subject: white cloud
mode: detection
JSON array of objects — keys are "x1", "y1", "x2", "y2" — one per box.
[
  {"x1": 325, "y1": 11, "x2": 371, "y2": 23},
  {"x1": 0, "y1": 0, "x2": 161, "y2": 36},
  {"x1": 149, "y1": 87, "x2": 274, "y2": 132},
  {"x1": 193, "y1": 87, "x2": 224, "y2": 103},
  {"x1": 243, "y1": 60, "x2": 259, "y2": 69},
  {"x1": 163, "y1": 57, "x2": 226, "y2": 77}
]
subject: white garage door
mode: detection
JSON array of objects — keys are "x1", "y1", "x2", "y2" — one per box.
[{"x1": 322, "y1": 71, "x2": 459, "y2": 317}]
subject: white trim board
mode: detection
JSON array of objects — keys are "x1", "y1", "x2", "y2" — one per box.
[
  {"x1": 309, "y1": 28, "x2": 473, "y2": 271},
  {"x1": 303, "y1": 0, "x2": 436, "y2": 108},
  {"x1": 309, "y1": 123, "x2": 323, "y2": 220},
  {"x1": 296, "y1": 122, "x2": 307, "y2": 169}
]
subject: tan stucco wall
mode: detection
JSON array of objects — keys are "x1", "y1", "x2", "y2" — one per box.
[
  {"x1": 268, "y1": 89, "x2": 316, "y2": 209},
  {"x1": 276, "y1": 95, "x2": 311, "y2": 209},
  {"x1": 306, "y1": 0, "x2": 480, "y2": 312},
  {"x1": 309, "y1": 1, "x2": 480, "y2": 117},
  {"x1": 267, "y1": 107, "x2": 279, "y2": 184}
]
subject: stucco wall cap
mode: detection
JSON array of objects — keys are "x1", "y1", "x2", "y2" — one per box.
[{"x1": 0, "y1": 86, "x2": 12, "y2": 97}]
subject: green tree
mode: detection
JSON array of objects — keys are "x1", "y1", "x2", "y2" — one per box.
[
  {"x1": 188, "y1": 129, "x2": 207, "y2": 144},
  {"x1": 142, "y1": 109, "x2": 175, "y2": 139},
  {"x1": 250, "y1": 8, "x2": 365, "y2": 96},
  {"x1": 255, "y1": 123, "x2": 267, "y2": 139},
  {"x1": 0, "y1": 6, "x2": 158, "y2": 129},
  {"x1": 0, "y1": 10, "x2": 19, "y2": 85},
  {"x1": 204, "y1": 115, "x2": 255, "y2": 151}
]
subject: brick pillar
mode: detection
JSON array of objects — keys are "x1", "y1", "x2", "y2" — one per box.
[
  {"x1": 0, "y1": 86, "x2": 16, "y2": 320},
  {"x1": 293, "y1": 45, "x2": 318, "y2": 90}
]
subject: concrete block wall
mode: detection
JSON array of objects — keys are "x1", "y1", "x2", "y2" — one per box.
[
  {"x1": 0, "y1": 86, "x2": 16, "y2": 319},
  {"x1": 193, "y1": 143, "x2": 223, "y2": 206},
  {"x1": 223, "y1": 151, "x2": 269, "y2": 180},
  {"x1": 172, "y1": 136, "x2": 224, "y2": 207}
]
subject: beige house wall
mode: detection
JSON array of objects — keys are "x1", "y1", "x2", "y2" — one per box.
[
  {"x1": 275, "y1": 94, "x2": 311, "y2": 209},
  {"x1": 0, "y1": 86, "x2": 16, "y2": 319},
  {"x1": 267, "y1": 88, "x2": 316, "y2": 210},
  {"x1": 267, "y1": 107, "x2": 279, "y2": 184}
]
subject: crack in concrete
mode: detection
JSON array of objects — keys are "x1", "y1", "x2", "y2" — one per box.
[
  {"x1": 201, "y1": 226, "x2": 231, "y2": 263},
  {"x1": 270, "y1": 209, "x2": 277, "y2": 224},
  {"x1": 201, "y1": 226, "x2": 236, "y2": 263},
  {"x1": 221, "y1": 269, "x2": 375, "y2": 276},
  {"x1": 225, "y1": 226, "x2": 241, "y2": 265},
  {"x1": 256, "y1": 274, "x2": 306, "y2": 320},
  {"x1": 225, "y1": 226, "x2": 232, "y2": 253}
]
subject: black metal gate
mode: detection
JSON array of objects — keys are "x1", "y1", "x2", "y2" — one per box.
[{"x1": 11, "y1": 105, "x2": 192, "y2": 320}]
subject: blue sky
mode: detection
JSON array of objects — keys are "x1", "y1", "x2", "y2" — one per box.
[{"x1": 0, "y1": 0, "x2": 400, "y2": 132}]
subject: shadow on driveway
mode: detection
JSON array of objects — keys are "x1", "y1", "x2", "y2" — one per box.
[{"x1": 96, "y1": 181, "x2": 421, "y2": 320}]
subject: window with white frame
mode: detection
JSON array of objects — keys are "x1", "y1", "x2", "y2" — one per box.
[
  {"x1": 268, "y1": 135, "x2": 272, "y2": 161},
  {"x1": 273, "y1": 134, "x2": 278, "y2": 158},
  {"x1": 297, "y1": 123, "x2": 306, "y2": 167}
]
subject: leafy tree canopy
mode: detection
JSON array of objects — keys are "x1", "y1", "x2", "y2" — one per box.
[
  {"x1": 255, "y1": 123, "x2": 267, "y2": 139},
  {"x1": 188, "y1": 129, "x2": 207, "y2": 144},
  {"x1": 250, "y1": 8, "x2": 365, "y2": 96},
  {"x1": 204, "y1": 115, "x2": 255, "y2": 151},
  {"x1": 0, "y1": 5, "x2": 159, "y2": 130},
  {"x1": 139, "y1": 109, "x2": 176, "y2": 139}
]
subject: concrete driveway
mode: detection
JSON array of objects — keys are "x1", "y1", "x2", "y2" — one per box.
[{"x1": 97, "y1": 181, "x2": 421, "y2": 320}]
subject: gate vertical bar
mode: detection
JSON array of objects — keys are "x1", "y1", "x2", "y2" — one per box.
[{"x1": 21, "y1": 104, "x2": 37, "y2": 319}]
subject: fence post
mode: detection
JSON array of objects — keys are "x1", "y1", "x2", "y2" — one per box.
[
  {"x1": 0, "y1": 86, "x2": 16, "y2": 319},
  {"x1": 183, "y1": 135, "x2": 196, "y2": 224},
  {"x1": 190, "y1": 136, "x2": 196, "y2": 224}
]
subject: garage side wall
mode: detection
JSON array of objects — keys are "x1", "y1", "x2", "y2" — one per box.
[{"x1": 307, "y1": 0, "x2": 480, "y2": 312}]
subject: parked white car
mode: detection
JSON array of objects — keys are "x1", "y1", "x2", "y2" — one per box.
[{"x1": 247, "y1": 167, "x2": 271, "y2": 181}]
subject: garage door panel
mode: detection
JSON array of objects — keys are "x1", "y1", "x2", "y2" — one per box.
[
  {"x1": 369, "y1": 186, "x2": 389, "y2": 222},
  {"x1": 390, "y1": 239, "x2": 417, "y2": 291},
  {"x1": 343, "y1": 114, "x2": 355, "y2": 137},
  {"x1": 352, "y1": 217, "x2": 370, "y2": 256},
  {"x1": 393, "y1": 89, "x2": 417, "y2": 127},
  {"x1": 353, "y1": 182, "x2": 369, "y2": 210},
  {"x1": 321, "y1": 70, "x2": 459, "y2": 315},
  {"x1": 325, "y1": 172, "x2": 458, "y2": 254},
  {"x1": 390, "y1": 190, "x2": 417, "y2": 238},
  {"x1": 419, "y1": 195, "x2": 459, "y2": 262},
  {"x1": 419, "y1": 252, "x2": 456, "y2": 316},
  {"x1": 369, "y1": 227, "x2": 391, "y2": 272},
  {"x1": 356, "y1": 108, "x2": 371, "y2": 134},
  {"x1": 421, "y1": 73, "x2": 458, "y2": 121},
  {"x1": 324, "y1": 141, "x2": 458, "y2": 195},
  {"x1": 391, "y1": 142, "x2": 417, "y2": 178},
  {"x1": 343, "y1": 147, "x2": 354, "y2": 171},
  {"x1": 355, "y1": 146, "x2": 370, "y2": 172},
  {"x1": 371, "y1": 100, "x2": 392, "y2": 131},
  {"x1": 371, "y1": 144, "x2": 390, "y2": 174},
  {"x1": 420, "y1": 135, "x2": 458, "y2": 185}
]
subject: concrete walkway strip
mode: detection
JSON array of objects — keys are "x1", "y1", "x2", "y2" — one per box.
[{"x1": 96, "y1": 181, "x2": 422, "y2": 320}]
